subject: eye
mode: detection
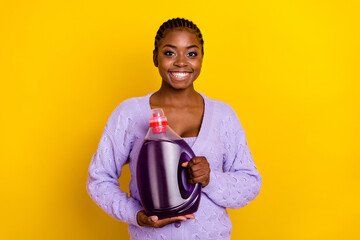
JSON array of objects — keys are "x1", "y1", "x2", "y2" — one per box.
[
  {"x1": 188, "y1": 52, "x2": 198, "y2": 57},
  {"x1": 164, "y1": 51, "x2": 175, "y2": 56}
]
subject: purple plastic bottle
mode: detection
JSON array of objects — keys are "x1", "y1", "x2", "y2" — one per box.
[{"x1": 136, "y1": 108, "x2": 201, "y2": 219}]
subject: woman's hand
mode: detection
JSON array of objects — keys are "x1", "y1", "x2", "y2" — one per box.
[
  {"x1": 182, "y1": 156, "x2": 210, "y2": 187},
  {"x1": 137, "y1": 211, "x2": 194, "y2": 228}
]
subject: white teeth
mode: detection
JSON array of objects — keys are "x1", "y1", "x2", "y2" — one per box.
[{"x1": 171, "y1": 72, "x2": 190, "y2": 78}]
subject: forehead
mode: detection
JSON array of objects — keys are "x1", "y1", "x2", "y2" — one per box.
[{"x1": 159, "y1": 28, "x2": 201, "y2": 48}]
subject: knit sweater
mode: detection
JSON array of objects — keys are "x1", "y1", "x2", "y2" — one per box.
[{"x1": 87, "y1": 92, "x2": 262, "y2": 240}]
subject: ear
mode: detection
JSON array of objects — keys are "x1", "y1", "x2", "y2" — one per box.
[{"x1": 153, "y1": 50, "x2": 158, "y2": 67}]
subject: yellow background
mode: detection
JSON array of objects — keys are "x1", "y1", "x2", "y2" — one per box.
[{"x1": 1, "y1": 0, "x2": 359, "y2": 239}]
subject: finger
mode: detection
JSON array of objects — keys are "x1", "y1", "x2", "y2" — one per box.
[
  {"x1": 188, "y1": 174, "x2": 207, "y2": 183},
  {"x1": 137, "y1": 211, "x2": 150, "y2": 226},
  {"x1": 188, "y1": 157, "x2": 200, "y2": 167},
  {"x1": 184, "y1": 214, "x2": 195, "y2": 219},
  {"x1": 149, "y1": 215, "x2": 158, "y2": 222},
  {"x1": 181, "y1": 161, "x2": 188, "y2": 167},
  {"x1": 188, "y1": 164, "x2": 210, "y2": 179},
  {"x1": 189, "y1": 175, "x2": 209, "y2": 186},
  {"x1": 142, "y1": 215, "x2": 158, "y2": 227},
  {"x1": 188, "y1": 157, "x2": 207, "y2": 168},
  {"x1": 170, "y1": 216, "x2": 187, "y2": 221},
  {"x1": 158, "y1": 216, "x2": 186, "y2": 224},
  {"x1": 187, "y1": 166, "x2": 208, "y2": 177},
  {"x1": 154, "y1": 216, "x2": 187, "y2": 228},
  {"x1": 189, "y1": 164, "x2": 209, "y2": 173}
]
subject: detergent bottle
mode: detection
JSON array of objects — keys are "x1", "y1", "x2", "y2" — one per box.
[{"x1": 136, "y1": 108, "x2": 201, "y2": 219}]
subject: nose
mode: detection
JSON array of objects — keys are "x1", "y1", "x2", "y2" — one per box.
[{"x1": 174, "y1": 55, "x2": 188, "y2": 67}]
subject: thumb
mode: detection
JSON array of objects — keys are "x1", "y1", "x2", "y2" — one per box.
[
  {"x1": 181, "y1": 161, "x2": 188, "y2": 167},
  {"x1": 150, "y1": 216, "x2": 158, "y2": 222}
]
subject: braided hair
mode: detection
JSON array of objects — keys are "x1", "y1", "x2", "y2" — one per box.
[{"x1": 154, "y1": 18, "x2": 204, "y2": 55}]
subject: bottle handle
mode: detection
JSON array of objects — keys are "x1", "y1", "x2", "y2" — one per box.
[{"x1": 178, "y1": 152, "x2": 197, "y2": 199}]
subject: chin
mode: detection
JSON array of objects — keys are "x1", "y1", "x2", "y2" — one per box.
[{"x1": 170, "y1": 82, "x2": 193, "y2": 90}]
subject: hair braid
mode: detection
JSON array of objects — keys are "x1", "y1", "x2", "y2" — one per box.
[{"x1": 154, "y1": 18, "x2": 204, "y2": 54}]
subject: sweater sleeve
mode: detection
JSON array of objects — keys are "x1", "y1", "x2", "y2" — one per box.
[
  {"x1": 201, "y1": 107, "x2": 262, "y2": 209},
  {"x1": 86, "y1": 103, "x2": 143, "y2": 226}
]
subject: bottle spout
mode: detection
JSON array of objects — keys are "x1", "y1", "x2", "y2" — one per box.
[
  {"x1": 150, "y1": 108, "x2": 168, "y2": 133},
  {"x1": 152, "y1": 108, "x2": 165, "y2": 118}
]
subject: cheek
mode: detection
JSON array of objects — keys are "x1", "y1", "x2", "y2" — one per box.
[
  {"x1": 158, "y1": 62, "x2": 170, "y2": 77},
  {"x1": 158, "y1": 58, "x2": 172, "y2": 68},
  {"x1": 194, "y1": 60, "x2": 203, "y2": 71}
]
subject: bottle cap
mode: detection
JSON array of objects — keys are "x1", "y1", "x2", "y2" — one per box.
[{"x1": 150, "y1": 108, "x2": 167, "y2": 133}]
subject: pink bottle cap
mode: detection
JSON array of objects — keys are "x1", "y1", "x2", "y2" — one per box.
[{"x1": 150, "y1": 109, "x2": 167, "y2": 133}]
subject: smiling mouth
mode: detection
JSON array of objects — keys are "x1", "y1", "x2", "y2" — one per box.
[{"x1": 169, "y1": 71, "x2": 191, "y2": 80}]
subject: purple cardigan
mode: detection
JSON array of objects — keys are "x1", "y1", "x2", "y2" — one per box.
[{"x1": 87, "y1": 92, "x2": 262, "y2": 240}]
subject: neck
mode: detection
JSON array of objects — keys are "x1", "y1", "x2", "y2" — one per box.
[{"x1": 154, "y1": 83, "x2": 199, "y2": 107}]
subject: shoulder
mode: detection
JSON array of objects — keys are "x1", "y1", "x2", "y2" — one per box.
[
  {"x1": 201, "y1": 93, "x2": 243, "y2": 131},
  {"x1": 112, "y1": 94, "x2": 150, "y2": 116},
  {"x1": 202, "y1": 93, "x2": 238, "y2": 119},
  {"x1": 105, "y1": 94, "x2": 150, "y2": 130},
  {"x1": 112, "y1": 97, "x2": 141, "y2": 115}
]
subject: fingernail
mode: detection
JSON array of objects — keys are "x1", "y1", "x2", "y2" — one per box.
[{"x1": 151, "y1": 216, "x2": 158, "y2": 222}]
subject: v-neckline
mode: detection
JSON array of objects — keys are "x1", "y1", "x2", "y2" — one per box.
[{"x1": 142, "y1": 92, "x2": 211, "y2": 154}]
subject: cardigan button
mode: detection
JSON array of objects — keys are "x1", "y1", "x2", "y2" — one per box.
[{"x1": 174, "y1": 221, "x2": 181, "y2": 228}]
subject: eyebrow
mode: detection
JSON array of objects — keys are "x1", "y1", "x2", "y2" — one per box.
[{"x1": 163, "y1": 44, "x2": 199, "y2": 49}]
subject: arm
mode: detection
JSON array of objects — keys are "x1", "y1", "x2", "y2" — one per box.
[
  {"x1": 87, "y1": 125, "x2": 142, "y2": 226},
  {"x1": 87, "y1": 101, "x2": 196, "y2": 227},
  {"x1": 201, "y1": 109, "x2": 262, "y2": 209}
]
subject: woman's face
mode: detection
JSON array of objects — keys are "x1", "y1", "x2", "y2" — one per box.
[{"x1": 154, "y1": 28, "x2": 203, "y2": 90}]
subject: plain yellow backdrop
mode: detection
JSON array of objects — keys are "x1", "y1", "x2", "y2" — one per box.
[{"x1": 1, "y1": 0, "x2": 359, "y2": 239}]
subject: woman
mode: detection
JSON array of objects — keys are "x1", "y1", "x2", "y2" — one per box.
[{"x1": 87, "y1": 18, "x2": 262, "y2": 240}]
